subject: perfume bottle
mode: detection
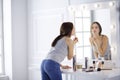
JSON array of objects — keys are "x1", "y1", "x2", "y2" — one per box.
[
  {"x1": 95, "y1": 61, "x2": 101, "y2": 71},
  {"x1": 101, "y1": 57, "x2": 104, "y2": 69},
  {"x1": 93, "y1": 60, "x2": 96, "y2": 69},
  {"x1": 85, "y1": 57, "x2": 88, "y2": 69},
  {"x1": 73, "y1": 55, "x2": 77, "y2": 71}
]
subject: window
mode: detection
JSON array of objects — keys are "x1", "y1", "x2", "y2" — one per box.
[
  {"x1": 0, "y1": 0, "x2": 4, "y2": 74},
  {"x1": 74, "y1": 10, "x2": 92, "y2": 60}
]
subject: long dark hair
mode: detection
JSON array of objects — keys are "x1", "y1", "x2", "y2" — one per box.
[
  {"x1": 52, "y1": 22, "x2": 73, "y2": 47},
  {"x1": 90, "y1": 21, "x2": 102, "y2": 36}
]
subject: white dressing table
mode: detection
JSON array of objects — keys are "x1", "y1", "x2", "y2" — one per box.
[{"x1": 62, "y1": 68, "x2": 120, "y2": 80}]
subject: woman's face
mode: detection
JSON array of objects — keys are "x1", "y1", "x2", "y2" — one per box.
[
  {"x1": 71, "y1": 27, "x2": 75, "y2": 35},
  {"x1": 91, "y1": 23, "x2": 100, "y2": 35}
]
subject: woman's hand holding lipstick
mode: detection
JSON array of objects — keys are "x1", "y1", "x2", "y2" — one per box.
[{"x1": 73, "y1": 37, "x2": 78, "y2": 44}]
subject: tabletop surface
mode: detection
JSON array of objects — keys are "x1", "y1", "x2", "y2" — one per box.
[{"x1": 62, "y1": 68, "x2": 120, "y2": 79}]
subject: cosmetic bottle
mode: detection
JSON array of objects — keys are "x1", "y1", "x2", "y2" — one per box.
[
  {"x1": 101, "y1": 57, "x2": 104, "y2": 69},
  {"x1": 73, "y1": 55, "x2": 77, "y2": 71},
  {"x1": 95, "y1": 61, "x2": 101, "y2": 71},
  {"x1": 85, "y1": 57, "x2": 88, "y2": 69},
  {"x1": 93, "y1": 60, "x2": 96, "y2": 69}
]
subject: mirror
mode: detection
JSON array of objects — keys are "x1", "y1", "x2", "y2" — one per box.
[{"x1": 68, "y1": 1, "x2": 116, "y2": 61}]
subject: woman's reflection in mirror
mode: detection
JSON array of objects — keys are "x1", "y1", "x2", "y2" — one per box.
[{"x1": 89, "y1": 21, "x2": 111, "y2": 60}]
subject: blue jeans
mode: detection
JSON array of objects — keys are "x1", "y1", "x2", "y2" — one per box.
[{"x1": 41, "y1": 59, "x2": 62, "y2": 80}]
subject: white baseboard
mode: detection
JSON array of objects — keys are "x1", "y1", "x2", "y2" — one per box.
[{"x1": 0, "y1": 75, "x2": 9, "y2": 80}]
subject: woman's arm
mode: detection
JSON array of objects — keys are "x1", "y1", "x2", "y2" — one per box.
[
  {"x1": 65, "y1": 37, "x2": 78, "y2": 60},
  {"x1": 94, "y1": 35, "x2": 108, "y2": 57},
  {"x1": 60, "y1": 64, "x2": 72, "y2": 69},
  {"x1": 89, "y1": 37, "x2": 93, "y2": 45},
  {"x1": 89, "y1": 37, "x2": 95, "y2": 46},
  {"x1": 89, "y1": 37, "x2": 98, "y2": 59},
  {"x1": 93, "y1": 51, "x2": 98, "y2": 59}
]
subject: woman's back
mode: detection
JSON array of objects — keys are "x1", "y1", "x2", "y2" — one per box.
[{"x1": 46, "y1": 37, "x2": 68, "y2": 63}]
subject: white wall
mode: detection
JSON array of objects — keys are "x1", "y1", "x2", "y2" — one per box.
[
  {"x1": 3, "y1": 0, "x2": 28, "y2": 80},
  {"x1": 3, "y1": 0, "x2": 12, "y2": 79},
  {"x1": 11, "y1": 0, "x2": 28, "y2": 79}
]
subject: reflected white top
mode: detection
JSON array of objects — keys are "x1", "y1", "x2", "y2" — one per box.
[{"x1": 91, "y1": 37, "x2": 111, "y2": 60}]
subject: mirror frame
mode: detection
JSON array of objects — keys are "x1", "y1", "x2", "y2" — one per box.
[{"x1": 68, "y1": 1, "x2": 120, "y2": 67}]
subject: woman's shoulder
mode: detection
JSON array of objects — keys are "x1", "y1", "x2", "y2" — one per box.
[
  {"x1": 64, "y1": 37, "x2": 72, "y2": 45},
  {"x1": 101, "y1": 34, "x2": 108, "y2": 40},
  {"x1": 64, "y1": 37, "x2": 72, "y2": 42},
  {"x1": 89, "y1": 36, "x2": 92, "y2": 40}
]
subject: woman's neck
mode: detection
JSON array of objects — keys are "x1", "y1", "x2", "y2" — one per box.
[{"x1": 93, "y1": 34, "x2": 100, "y2": 38}]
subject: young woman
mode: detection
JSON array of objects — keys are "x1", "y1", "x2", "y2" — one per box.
[
  {"x1": 41, "y1": 22, "x2": 78, "y2": 80},
  {"x1": 89, "y1": 22, "x2": 111, "y2": 60}
]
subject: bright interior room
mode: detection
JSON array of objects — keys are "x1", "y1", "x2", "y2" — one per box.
[{"x1": 0, "y1": 0, "x2": 120, "y2": 80}]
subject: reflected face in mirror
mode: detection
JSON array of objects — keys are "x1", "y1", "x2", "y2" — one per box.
[
  {"x1": 91, "y1": 24, "x2": 100, "y2": 34},
  {"x1": 91, "y1": 22, "x2": 102, "y2": 36}
]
